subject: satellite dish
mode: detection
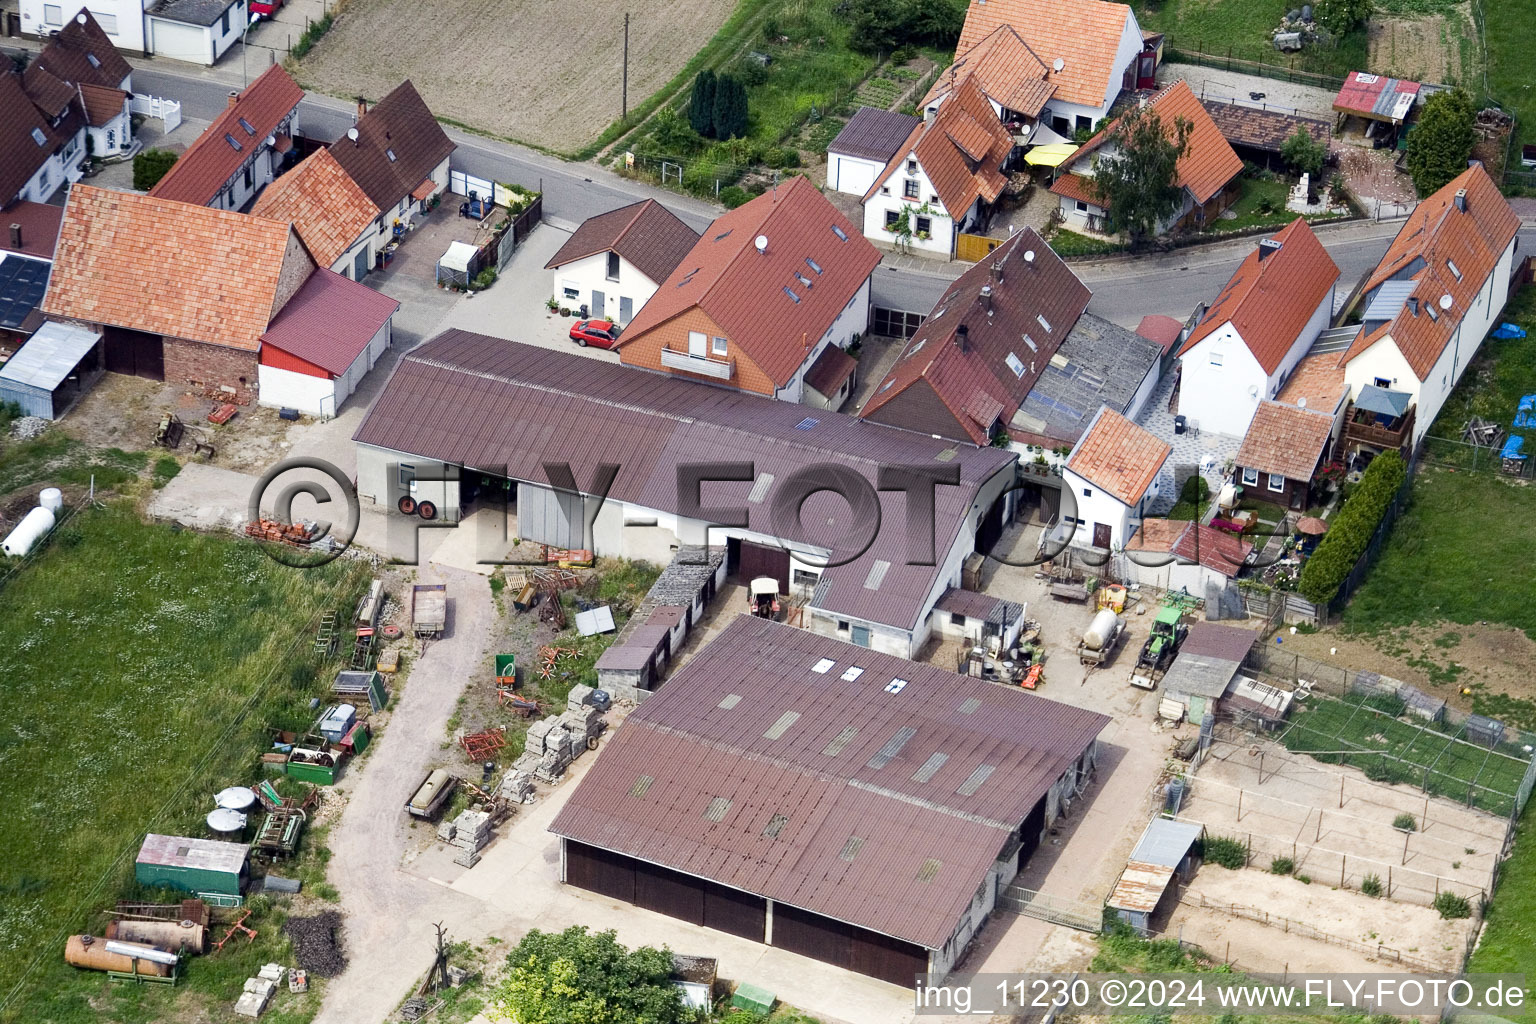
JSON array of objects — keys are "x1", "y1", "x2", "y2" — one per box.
[
  {"x1": 1052, "y1": 58, "x2": 1065, "y2": 73},
  {"x1": 76, "y1": 11, "x2": 87, "y2": 22},
  {"x1": 755, "y1": 234, "x2": 768, "y2": 254},
  {"x1": 1297, "y1": 397, "x2": 1307, "y2": 408},
  {"x1": 1439, "y1": 293, "x2": 1453, "y2": 310},
  {"x1": 346, "y1": 127, "x2": 359, "y2": 143},
  {"x1": 1024, "y1": 249, "x2": 1035, "y2": 262},
  {"x1": 1248, "y1": 385, "x2": 1260, "y2": 397},
  {"x1": 265, "y1": 136, "x2": 276, "y2": 148}
]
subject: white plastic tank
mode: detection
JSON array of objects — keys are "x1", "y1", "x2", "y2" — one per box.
[
  {"x1": 2, "y1": 506, "x2": 55, "y2": 557},
  {"x1": 39, "y1": 488, "x2": 63, "y2": 512},
  {"x1": 1082, "y1": 609, "x2": 1122, "y2": 651}
]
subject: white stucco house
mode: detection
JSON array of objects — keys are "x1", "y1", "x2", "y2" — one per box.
[
  {"x1": 826, "y1": 107, "x2": 923, "y2": 196},
  {"x1": 19, "y1": 0, "x2": 149, "y2": 55},
  {"x1": 1175, "y1": 218, "x2": 1341, "y2": 438},
  {"x1": 1338, "y1": 164, "x2": 1520, "y2": 449},
  {"x1": 544, "y1": 199, "x2": 699, "y2": 325},
  {"x1": 861, "y1": 78, "x2": 1013, "y2": 259},
  {"x1": 1056, "y1": 406, "x2": 1171, "y2": 553},
  {"x1": 145, "y1": 0, "x2": 245, "y2": 65}
]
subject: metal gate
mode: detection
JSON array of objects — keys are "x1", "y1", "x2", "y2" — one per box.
[{"x1": 996, "y1": 885, "x2": 1102, "y2": 932}]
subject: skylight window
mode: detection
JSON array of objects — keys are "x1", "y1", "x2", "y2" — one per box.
[
  {"x1": 386, "y1": 148, "x2": 397, "y2": 162},
  {"x1": 1446, "y1": 259, "x2": 1462, "y2": 281},
  {"x1": 762, "y1": 814, "x2": 789, "y2": 838},
  {"x1": 884, "y1": 677, "x2": 909, "y2": 694},
  {"x1": 822, "y1": 726, "x2": 858, "y2": 757},
  {"x1": 764, "y1": 711, "x2": 800, "y2": 740},
  {"x1": 1005, "y1": 352, "x2": 1026, "y2": 378},
  {"x1": 225, "y1": 133, "x2": 243, "y2": 151},
  {"x1": 812, "y1": 658, "x2": 836, "y2": 674},
  {"x1": 86, "y1": 53, "x2": 100, "y2": 68},
  {"x1": 805, "y1": 256, "x2": 823, "y2": 275},
  {"x1": 864, "y1": 559, "x2": 890, "y2": 590},
  {"x1": 908, "y1": 340, "x2": 926, "y2": 356},
  {"x1": 958, "y1": 697, "x2": 982, "y2": 714},
  {"x1": 748, "y1": 472, "x2": 774, "y2": 504},
  {"x1": 838, "y1": 836, "x2": 865, "y2": 862},
  {"x1": 31, "y1": 127, "x2": 46, "y2": 146},
  {"x1": 840, "y1": 666, "x2": 864, "y2": 681},
  {"x1": 718, "y1": 693, "x2": 742, "y2": 708},
  {"x1": 867, "y1": 726, "x2": 917, "y2": 769},
  {"x1": 1426, "y1": 303, "x2": 1439, "y2": 321},
  {"x1": 956, "y1": 763, "x2": 996, "y2": 796},
  {"x1": 238, "y1": 117, "x2": 256, "y2": 135},
  {"x1": 630, "y1": 774, "x2": 654, "y2": 798},
  {"x1": 782, "y1": 286, "x2": 801, "y2": 303},
  {"x1": 830, "y1": 224, "x2": 848, "y2": 241},
  {"x1": 916, "y1": 858, "x2": 942, "y2": 883},
  {"x1": 794, "y1": 272, "x2": 813, "y2": 287},
  {"x1": 713, "y1": 228, "x2": 733, "y2": 242},
  {"x1": 704, "y1": 797, "x2": 732, "y2": 822},
  {"x1": 912, "y1": 751, "x2": 948, "y2": 782},
  {"x1": 1037, "y1": 313, "x2": 1052, "y2": 333},
  {"x1": 795, "y1": 416, "x2": 820, "y2": 430},
  {"x1": 1022, "y1": 333, "x2": 1037, "y2": 352}
]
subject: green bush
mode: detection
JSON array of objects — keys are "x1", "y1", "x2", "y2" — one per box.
[
  {"x1": 152, "y1": 455, "x2": 181, "y2": 488},
  {"x1": 763, "y1": 146, "x2": 801, "y2": 169},
  {"x1": 289, "y1": 11, "x2": 334, "y2": 59},
  {"x1": 719, "y1": 185, "x2": 753, "y2": 208},
  {"x1": 1203, "y1": 835, "x2": 1247, "y2": 869},
  {"x1": 472, "y1": 268, "x2": 498, "y2": 291},
  {"x1": 1360, "y1": 873, "x2": 1383, "y2": 897},
  {"x1": 1393, "y1": 812, "x2": 1418, "y2": 832},
  {"x1": 132, "y1": 149, "x2": 178, "y2": 191},
  {"x1": 1270, "y1": 856, "x2": 1295, "y2": 875},
  {"x1": 1297, "y1": 451, "x2": 1407, "y2": 605},
  {"x1": 1434, "y1": 891, "x2": 1472, "y2": 919}
]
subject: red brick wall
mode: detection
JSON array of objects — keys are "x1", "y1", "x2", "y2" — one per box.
[{"x1": 164, "y1": 336, "x2": 260, "y2": 404}]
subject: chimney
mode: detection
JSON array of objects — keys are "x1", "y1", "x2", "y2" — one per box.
[
  {"x1": 356, "y1": 96, "x2": 368, "y2": 119},
  {"x1": 8, "y1": 224, "x2": 20, "y2": 250},
  {"x1": 924, "y1": 105, "x2": 937, "y2": 125},
  {"x1": 980, "y1": 284, "x2": 993, "y2": 314},
  {"x1": 956, "y1": 324, "x2": 969, "y2": 352},
  {"x1": 1408, "y1": 296, "x2": 1419, "y2": 317},
  {"x1": 1453, "y1": 188, "x2": 1467, "y2": 212},
  {"x1": 1258, "y1": 238, "x2": 1282, "y2": 261},
  {"x1": 227, "y1": 90, "x2": 239, "y2": 108}
]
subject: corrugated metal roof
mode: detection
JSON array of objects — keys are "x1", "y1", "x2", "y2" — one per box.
[
  {"x1": 0, "y1": 320, "x2": 97, "y2": 390},
  {"x1": 1107, "y1": 860, "x2": 1174, "y2": 913},
  {"x1": 1162, "y1": 623, "x2": 1257, "y2": 698},
  {"x1": 549, "y1": 616, "x2": 1109, "y2": 949},
  {"x1": 136, "y1": 833, "x2": 248, "y2": 873},
  {"x1": 1130, "y1": 817, "x2": 1203, "y2": 867},
  {"x1": 354, "y1": 331, "x2": 1015, "y2": 632},
  {"x1": 259, "y1": 269, "x2": 398, "y2": 376},
  {"x1": 828, "y1": 107, "x2": 923, "y2": 162}
]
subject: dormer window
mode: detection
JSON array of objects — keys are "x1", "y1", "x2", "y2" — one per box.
[{"x1": 31, "y1": 127, "x2": 46, "y2": 146}]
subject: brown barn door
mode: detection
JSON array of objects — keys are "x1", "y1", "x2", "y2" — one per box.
[
  {"x1": 564, "y1": 841, "x2": 635, "y2": 903},
  {"x1": 101, "y1": 327, "x2": 165, "y2": 380},
  {"x1": 1093, "y1": 523, "x2": 1111, "y2": 549},
  {"x1": 703, "y1": 880, "x2": 767, "y2": 940},
  {"x1": 634, "y1": 860, "x2": 704, "y2": 925},
  {"x1": 738, "y1": 541, "x2": 790, "y2": 593},
  {"x1": 772, "y1": 902, "x2": 851, "y2": 968},
  {"x1": 848, "y1": 926, "x2": 929, "y2": 987}
]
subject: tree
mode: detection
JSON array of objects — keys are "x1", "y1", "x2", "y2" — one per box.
[
  {"x1": 132, "y1": 149, "x2": 179, "y2": 192},
  {"x1": 688, "y1": 70, "x2": 716, "y2": 137},
  {"x1": 1279, "y1": 126, "x2": 1326, "y2": 178},
  {"x1": 490, "y1": 927, "x2": 690, "y2": 1024},
  {"x1": 1405, "y1": 88, "x2": 1475, "y2": 197},
  {"x1": 1313, "y1": 0, "x2": 1372, "y2": 36},
  {"x1": 845, "y1": 0, "x2": 966, "y2": 54},
  {"x1": 710, "y1": 74, "x2": 748, "y2": 141},
  {"x1": 648, "y1": 107, "x2": 702, "y2": 155},
  {"x1": 1087, "y1": 106, "x2": 1193, "y2": 248}
]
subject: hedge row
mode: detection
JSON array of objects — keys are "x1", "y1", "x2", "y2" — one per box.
[{"x1": 1297, "y1": 451, "x2": 1408, "y2": 605}]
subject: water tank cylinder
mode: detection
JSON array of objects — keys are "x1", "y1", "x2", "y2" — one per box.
[
  {"x1": 1082, "y1": 609, "x2": 1121, "y2": 651},
  {"x1": 2, "y1": 506, "x2": 56, "y2": 557},
  {"x1": 39, "y1": 487, "x2": 63, "y2": 512},
  {"x1": 64, "y1": 935, "x2": 173, "y2": 976}
]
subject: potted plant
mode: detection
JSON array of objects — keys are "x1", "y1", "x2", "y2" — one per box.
[{"x1": 545, "y1": 297, "x2": 560, "y2": 312}]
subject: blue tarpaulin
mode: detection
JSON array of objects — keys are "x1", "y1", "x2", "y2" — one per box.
[
  {"x1": 1490, "y1": 323, "x2": 1528, "y2": 340},
  {"x1": 1503, "y1": 436, "x2": 1527, "y2": 460}
]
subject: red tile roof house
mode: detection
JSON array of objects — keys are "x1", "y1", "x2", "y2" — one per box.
[
  {"x1": 1124, "y1": 518, "x2": 1253, "y2": 597},
  {"x1": 918, "y1": 25, "x2": 1054, "y2": 145},
  {"x1": 351, "y1": 330, "x2": 1019, "y2": 660},
  {"x1": 42, "y1": 184, "x2": 394, "y2": 410},
  {"x1": 1057, "y1": 406, "x2": 1171, "y2": 552},
  {"x1": 250, "y1": 148, "x2": 383, "y2": 282},
  {"x1": 1050, "y1": 80, "x2": 1242, "y2": 236},
  {"x1": 150, "y1": 65, "x2": 304, "y2": 212},
  {"x1": 544, "y1": 199, "x2": 699, "y2": 327},
  {"x1": 30, "y1": 12, "x2": 135, "y2": 161},
  {"x1": 327, "y1": 82, "x2": 455, "y2": 247},
  {"x1": 1174, "y1": 218, "x2": 1341, "y2": 437},
  {"x1": 1337, "y1": 164, "x2": 1520, "y2": 452},
  {"x1": 616, "y1": 176, "x2": 879, "y2": 406},
  {"x1": 860, "y1": 78, "x2": 1015, "y2": 259},
  {"x1": 952, "y1": 0, "x2": 1154, "y2": 136},
  {"x1": 549, "y1": 614, "x2": 1110, "y2": 987},
  {"x1": 1232, "y1": 399, "x2": 1337, "y2": 511}
]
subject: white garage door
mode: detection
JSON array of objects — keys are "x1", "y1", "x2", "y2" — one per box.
[
  {"x1": 149, "y1": 18, "x2": 211, "y2": 64},
  {"x1": 828, "y1": 154, "x2": 880, "y2": 196}
]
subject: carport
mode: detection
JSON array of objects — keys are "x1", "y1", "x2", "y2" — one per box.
[{"x1": 0, "y1": 322, "x2": 104, "y2": 420}]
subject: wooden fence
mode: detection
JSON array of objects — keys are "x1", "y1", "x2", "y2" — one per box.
[{"x1": 956, "y1": 233, "x2": 1003, "y2": 263}]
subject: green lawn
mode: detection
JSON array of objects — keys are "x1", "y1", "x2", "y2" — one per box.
[
  {"x1": 1280, "y1": 693, "x2": 1531, "y2": 816},
  {"x1": 1429, "y1": 286, "x2": 1536, "y2": 435},
  {"x1": 1482, "y1": 0, "x2": 1536, "y2": 151},
  {"x1": 0, "y1": 504, "x2": 367, "y2": 1023},
  {"x1": 1468, "y1": 804, "x2": 1536, "y2": 1024},
  {"x1": 1133, "y1": 0, "x2": 1368, "y2": 77},
  {"x1": 1047, "y1": 228, "x2": 1127, "y2": 258}
]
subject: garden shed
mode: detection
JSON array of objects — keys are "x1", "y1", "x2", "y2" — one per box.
[
  {"x1": 0, "y1": 321, "x2": 103, "y2": 419},
  {"x1": 436, "y1": 241, "x2": 480, "y2": 289},
  {"x1": 135, "y1": 833, "x2": 248, "y2": 902},
  {"x1": 1107, "y1": 817, "x2": 1204, "y2": 933}
]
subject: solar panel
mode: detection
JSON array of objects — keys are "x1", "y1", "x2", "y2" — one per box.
[{"x1": 795, "y1": 417, "x2": 819, "y2": 430}]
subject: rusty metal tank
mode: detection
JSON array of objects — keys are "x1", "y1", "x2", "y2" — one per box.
[
  {"x1": 64, "y1": 935, "x2": 174, "y2": 976},
  {"x1": 106, "y1": 917, "x2": 206, "y2": 954}
]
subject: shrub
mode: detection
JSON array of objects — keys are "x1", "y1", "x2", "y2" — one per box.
[
  {"x1": 719, "y1": 185, "x2": 753, "y2": 209},
  {"x1": 1280, "y1": 126, "x2": 1326, "y2": 178},
  {"x1": 763, "y1": 146, "x2": 801, "y2": 169},
  {"x1": 1296, "y1": 874, "x2": 1312, "y2": 884},
  {"x1": 472, "y1": 268, "x2": 498, "y2": 291},
  {"x1": 1360, "y1": 873, "x2": 1383, "y2": 897},
  {"x1": 1393, "y1": 812, "x2": 1418, "y2": 832},
  {"x1": 1298, "y1": 451, "x2": 1407, "y2": 605},
  {"x1": 1434, "y1": 891, "x2": 1472, "y2": 919},
  {"x1": 1270, "y1": 857, "x2": 1295, "y2": 875},
  {"x1": 1203, "y1": 835, "x2": 1247, "y2": 869},
  {"x1": 132, "y1": 149, "x2": 178, "y2": 191},
  {"x1": 289, "y1": 11, "x2": 334, "y2": 58}
]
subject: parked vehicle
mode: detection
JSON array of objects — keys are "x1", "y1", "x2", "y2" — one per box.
[
  {"x1": 1130, "y1": 603, "x2": 1190, "y2": 690},
  {"x1": 405, "y1": 768, "x2": 457, "y2": 819},
  {"x1": 569, "y1": 319, "x2": 621, "y2": 349},
  {"x1": 1076, "y1": 608, "x2": 1124, "y2": 666},
  {"x1": 249, "y1": 0, "x2": 283, "y2": 16}
]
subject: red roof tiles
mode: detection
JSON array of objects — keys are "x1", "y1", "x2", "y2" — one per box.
[
  {"x1": 957, "y1": 0, "x2": 1138, "y2": 109},
  {"x1": 864, "y1": 78, "x2": 1014, "y2": 220},
  {"x1": 250, "y1": 149, "x2": 381, "y2": 268},
  {"x1": 1126, "y1": 518, "x2": 1251, "y2": 577},
  {"x1": 1049, "y1": 171, "x2": 1101, "y2": 206},
  {"x1": 922, "y1": 25, "x2": 1055, "y2": 118},
  {"x1": 1066, "y1": 406, "x2": 1170, "y2": 504},
  {"x1": 1179, "y1": 218, "x2": 1340, "y2": 374},
  {"x1": 1135, "y1": 314, "x2": 1184, "y2": 353},
  {"x1": 1234, "y1": 400, "x2": 1335, "y2": 481},
  {"x1": 150, "y1": 65, "x2": 304, "y2": 206}
]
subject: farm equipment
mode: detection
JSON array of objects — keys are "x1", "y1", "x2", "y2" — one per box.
[
  {"x1": 748, "y1": 577, "x2": 781, "y2": 618},
  {"x1": 1129, "y1": 602, "x2": 1190, "y2": 690},
  {"x1": 460, "y1": 726, "x2": 507, "y2": 762},
  {"x1": 412, "y1": 583, "x2": 446, "y2": 638},
  {"x1": 154, "y1": 413, "x2": 185, "y2": 449},
  {"x1": 254, "y1": 808, "x2": 306, "y2": 858},
  {"x1": 405, "y1": 768, "x2": 458, "y2": 820},
  {"x1": 1076, "y1": 607, "x2": 1125, "y2": 666}
]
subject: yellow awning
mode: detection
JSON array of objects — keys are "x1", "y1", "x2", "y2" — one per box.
[{"x1": 1025, "y1": 143, "x2": 1078, "y2": 167}]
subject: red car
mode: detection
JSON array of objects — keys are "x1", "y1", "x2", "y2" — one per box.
[
  {"x1": 569, "y1": 319, "x2": 621, "y2": 349},
  {"x1": 250, "y1": 0, "x2": 283, "y2": 15}
]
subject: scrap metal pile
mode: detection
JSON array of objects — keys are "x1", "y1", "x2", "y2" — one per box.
[{"x1": 282, "y1": 912, "x2": 345, "y2": 977}]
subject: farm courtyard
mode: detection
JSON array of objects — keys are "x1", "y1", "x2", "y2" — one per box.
[{"x1": 293, "y1": 0, "x2": 737, "y2": 151}]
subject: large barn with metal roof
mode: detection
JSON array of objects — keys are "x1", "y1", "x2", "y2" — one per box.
[{"x1": 548, "y1": 615, "x2": 1110, "y2": 986}]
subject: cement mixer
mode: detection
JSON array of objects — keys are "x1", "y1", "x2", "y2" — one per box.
[{"x1": 1075, "y1": 608, "x2": 1124, "y2": 666}]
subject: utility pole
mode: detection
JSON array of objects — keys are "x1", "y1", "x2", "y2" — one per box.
[{"x1": 622, "y1": 13, "x2": 630, "y2": 120}]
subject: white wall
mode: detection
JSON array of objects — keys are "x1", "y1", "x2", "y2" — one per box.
[
  {"x1": 1060, "y1": 465, "x2": 1150, "y2": 551},
  {"x1": 147, "y1": 4, "x2": 244, "y2": 66},
  {"x1": 861, "y1": 150, "x2": 964, "y2": 256},
  {"x1": 207, "y1": 0, "x2": 244, "y2": 62},
  {"x1": 258, "y1": 363, "x2": 335, "y2": 417},
  {"x1": 778, "y1": 276, "x2": 871, "y2": 404},
  {"x1": 11, "y1": 128, "x2": 86, "y2": 205},
  {"x1": 1178, "y1": 324, "x2": 1268, "y2": 437},
  {"x1": 827, "y1": 152, "x2": 885, "y2": 196},
  {"x1": 86, "y1": 104, "x2": 132, "y2": 157},
  {"x1": 21, "y1": 0, "x2": 149, "y2": 54},
  {"x1": 551, "y1": 251, "x2": 660, "y2": 325}
]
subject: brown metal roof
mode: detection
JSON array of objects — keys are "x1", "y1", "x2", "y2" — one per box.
[
  {"x1": 549, "y1": 615, "x2": 1109, "y2": 949},
  {"x1": 0, "y1": 201, "x2": 63, "y2": 260},
  {"x1": 934, "y1": 586, "x2": 1021, "y2": 623},
  {"x1": 1107, "y1": 860, "x2": 1174, "y2": 913},
  {"x1": 827, "y1": 107, "x2": 923, "y2": 162},
  {"x1": 259, "y1": 269, "x2": 399, "y2": 376},
  {"x1": 860, "y1": 227, "x2": 1091, "y2": 444},
  {"x1": 1234, "y1": 400, "x2": 1334, "y2": 481},
  {"x1": 352, "y1": 331, "x2": 1016, "y2": 632},
  {"x1": 1179, "y1": 622, "x2": 1259, "y2": 663},
  {"x1": 1125, "y1": 520, "x2": 1251, "y2": 578},
  {"x1": 327, "y1": 80, "x2": 455, "y2": 211},
  {"x1": 617, "y1": 176, "x2": 879, "y2": 389},
  {"x1": 1201, "y1": 100, "x2": 1331, "y2": 155},
  {"x1": 1135, "y1": 314, "x2": 1184, "y2": 353},
  {"x1": 33, "y1": 11, "x2": 132, "y2": 89},
  {"x1": 544, "y1": 199, "x2": 700, "y2": 285},
  {"x1": 150, "y1": 65, "x2": 303, "y2": 206}
]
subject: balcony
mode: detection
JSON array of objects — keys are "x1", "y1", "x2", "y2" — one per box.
[
  {"x1": 660, "y1": 347, "x2": 734, "y2": 380},
  {"x1": 1344, "y1": 403, "x2": 1415, "y2": 452}
]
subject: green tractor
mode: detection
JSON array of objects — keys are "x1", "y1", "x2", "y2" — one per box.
[{"x1": 1130, "y1": 602, "x2": 1190, "y2": 690}]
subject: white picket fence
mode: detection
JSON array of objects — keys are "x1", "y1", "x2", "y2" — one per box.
[{"x1": 130, "y1": 94, "x2": 182, "y2": 135}]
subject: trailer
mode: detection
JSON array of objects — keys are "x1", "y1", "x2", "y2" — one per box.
[
  {"x1": 1076, "y1": 608, "x2": 1124, "y2": 666},
  {"x1": 412, "y1": 583, "x2": 446, "y2": 638},
  {"x1": 406, "y1": 769, "x2": 458, "y2": 820}
]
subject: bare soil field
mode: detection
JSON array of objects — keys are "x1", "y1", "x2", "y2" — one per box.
[
  {"x1": 1185, "y1": 737, "x2": 1504, "y2": 905},
  {"x1": 1368, "y1": 12, "x2": 1467, "y2": 84},
  {"x1": 294, "y1": 0, "x2": 737, "y2": 151}
]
